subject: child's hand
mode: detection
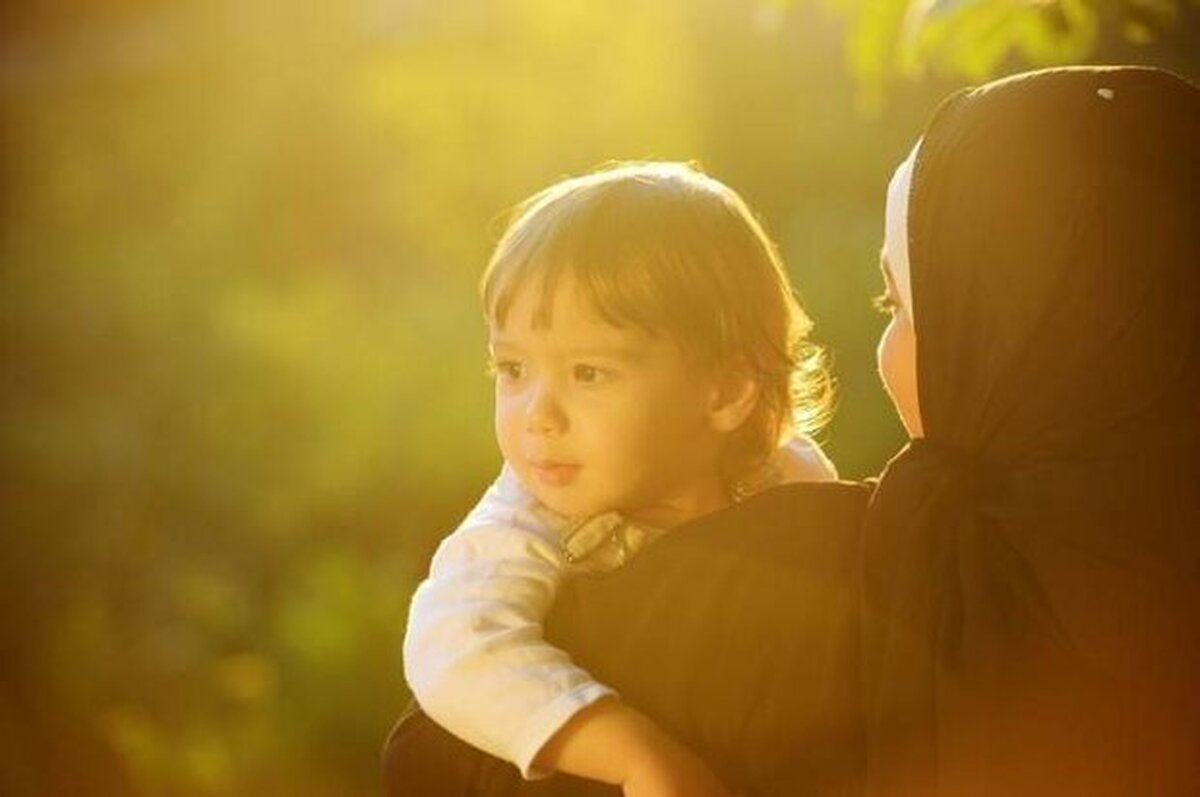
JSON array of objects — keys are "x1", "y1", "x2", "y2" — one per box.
[
  {"x1": 533, "y1": 697, "x2": 737, "y2": 796},
  {"x1": 622, "y1": 735, "x2": 735, "y2": 797}
]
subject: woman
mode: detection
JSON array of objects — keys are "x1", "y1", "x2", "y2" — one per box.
[
  {"x1": 386, "y1": 65, "x2": 1199, "y2": 797},
  {"x1": 864, "y1": 65, "x2": 1200, "y2": 795}
]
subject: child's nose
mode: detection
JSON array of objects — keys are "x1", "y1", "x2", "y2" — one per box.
[{"x1": 524, "y1": 380, "x2": 567, "y2": 435}]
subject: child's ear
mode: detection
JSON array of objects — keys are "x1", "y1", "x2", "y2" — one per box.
[{"x1": 707, "y1": 363, "x2": 760, "y2": 433}]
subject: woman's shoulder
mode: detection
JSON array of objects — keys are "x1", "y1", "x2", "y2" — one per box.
[
  {"x1": 562, "y1": 479, "x2": 871, "y2": 606},
  {"x1": 546, "y1": 479, "x2": 870, "y2": 795},
  {"x1": 697, "y1": 477, "x2": 872, "y2": 546},
  {"x1": 580, "y1": 478, "x2": 873, "y2": 585}
]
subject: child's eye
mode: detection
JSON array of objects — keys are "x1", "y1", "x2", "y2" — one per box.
[
  {"x1": 487, "y1": 359, "x2": 524, "y2": 381},
  {"x1": 572, "y1": 364, "x2": 608, "y2": 384},
  {"x1": 872, "y1": 292, "x2": 898, "y2": 315}
]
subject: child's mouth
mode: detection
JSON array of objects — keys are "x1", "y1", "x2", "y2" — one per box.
[{"x1": 529, "y1": 461, "x2": 580, "y2": 487}]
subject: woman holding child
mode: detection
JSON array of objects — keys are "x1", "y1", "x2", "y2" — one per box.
[
  {"x1": 862, "y1": 65, "x2": 1200, "y2": 795},
  {"x1": 389, "y1": 65, "x2": 1200, "y2": 796}
]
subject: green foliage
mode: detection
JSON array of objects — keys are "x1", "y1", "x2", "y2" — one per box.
[
  {"x1": 803, "y1": 0, "x2": 1198, "y2": 105},
  {"x1": 1, "y1": 1, "x2": 1195, "y2": 795}
]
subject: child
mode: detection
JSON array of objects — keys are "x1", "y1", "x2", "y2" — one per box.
[{"x1": 403, "y1": 161, "x2": 837, "y2": 792}]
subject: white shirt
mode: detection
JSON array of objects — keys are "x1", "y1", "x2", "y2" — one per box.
[{"x1": 402, "y1": 436, "x2": 837, "y2": 777}]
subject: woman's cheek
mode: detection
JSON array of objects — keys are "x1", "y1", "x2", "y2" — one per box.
[{"x1": 878, "y1": 315, "x2": 922, "y2": 437}]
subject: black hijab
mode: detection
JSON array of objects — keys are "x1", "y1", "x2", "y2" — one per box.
[{"x1": 862, "y1": 66, "x2": 1200, "y2": 795}]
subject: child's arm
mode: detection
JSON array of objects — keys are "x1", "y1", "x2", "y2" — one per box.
[
  {"x1": 405, "y1": 468, "x2": 733, "y2": 794},
  {"x1": 403, "y1": 467, "x2": 614, "y2": 777}
]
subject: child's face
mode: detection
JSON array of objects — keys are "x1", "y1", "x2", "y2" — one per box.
[{"x1": 489, "y1": 279, "x2": 729, "y2": 528}]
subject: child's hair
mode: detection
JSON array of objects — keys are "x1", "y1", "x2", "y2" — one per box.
[{"x1": 480, "y1": 160, "x2": 833, "y2": 479}]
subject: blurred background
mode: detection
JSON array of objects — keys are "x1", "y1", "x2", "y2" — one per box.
[{"x1": 2, "y1": 1, "x2": 1197, "y2": 794}]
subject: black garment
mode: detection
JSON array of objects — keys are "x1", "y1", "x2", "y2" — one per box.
[
  {"x1": 385, "y1": 480, "x2": 870, "y2": 796},
  {"x1": 862, "y1": 67, "x2": 1200, "y2": 796}
]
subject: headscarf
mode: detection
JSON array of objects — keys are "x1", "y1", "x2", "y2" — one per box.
[
  {"x1": 861, "y1": 66, "x2": 1200, "y2": 796},
  {"x1": 884, "y1": 141, "x2": 918, "y2": 319}
]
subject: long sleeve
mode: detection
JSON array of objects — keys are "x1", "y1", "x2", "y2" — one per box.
[
  {"x1": 402, "y1": 466, "x2": 616, "y2": 778},
  {"x1": 730, "y1": 435, "x2": 837, "y2": 500},
  {"x1": 781, "y1": 435, "x2": 839, "y2": 482}
]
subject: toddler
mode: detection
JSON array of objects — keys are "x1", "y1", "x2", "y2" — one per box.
[{"x1": 403, "y1": 161, "x2": 837, "y2": 793}]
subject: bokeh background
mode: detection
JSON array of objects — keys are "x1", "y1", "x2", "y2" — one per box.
[{"x1": 3, "y1": 2, "x2": 1197, "y2": 795}]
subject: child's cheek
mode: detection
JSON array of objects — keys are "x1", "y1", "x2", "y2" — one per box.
[{"x1": 493, "y1": 397, "x2": 522, "y2": 457}]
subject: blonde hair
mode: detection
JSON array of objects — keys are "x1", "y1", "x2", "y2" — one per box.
[{"x1": 481, "y1": 161, "x2": 832, "y2": 477}]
